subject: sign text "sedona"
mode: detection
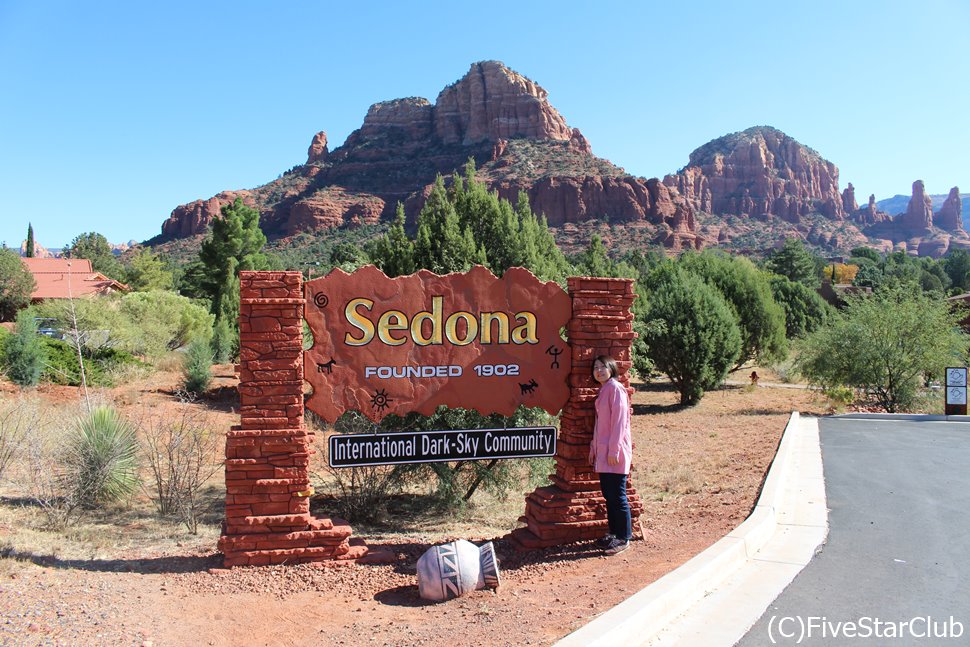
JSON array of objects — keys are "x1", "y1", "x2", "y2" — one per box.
[{"x1": 344, "y1": 296, "x2": 538, "y2": 347}]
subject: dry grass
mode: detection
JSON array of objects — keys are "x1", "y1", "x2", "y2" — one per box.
[{"x1": 0, "y1": 363, "x2": 831, "y2": 573}]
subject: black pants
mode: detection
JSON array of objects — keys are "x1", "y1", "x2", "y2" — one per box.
[{"x1": 599, "y1": 472, "x2": 632, "y2": 541}]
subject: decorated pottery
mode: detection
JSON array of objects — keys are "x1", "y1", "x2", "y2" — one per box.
[{"x1": 416, "y1": 539, "x2": 501, "y2": 601}]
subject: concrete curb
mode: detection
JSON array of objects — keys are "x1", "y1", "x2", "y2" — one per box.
[
  {"x1": 555, "y1": 412, "x2": 826, "y2": 647},
  {"x1": 832, "y1": 413, "x2": 970, "y2": 422}
]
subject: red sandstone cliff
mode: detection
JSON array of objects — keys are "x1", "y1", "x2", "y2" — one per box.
[
  {"x1": 937, "y1": 186, "x2": 963, "y2": 232},
  {"x1": 901, "y1": 180, "x2": 934, "y2": 231},
  {"x1": 155, "y1": 60, "x2": 700, "y2": 250},
  {"x1": 663, "y1": 126, "x2": 844, "y2": 223}
]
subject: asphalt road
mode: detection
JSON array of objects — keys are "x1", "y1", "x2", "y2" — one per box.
[{"x1": 737, "y1": 418, "x2": 970, "y2": 646}]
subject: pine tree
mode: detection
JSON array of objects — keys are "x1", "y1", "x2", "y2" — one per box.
[
  {"x1": 367, "y1": 204, "x2": 416, "y2": 278},
  {"x1": 643, "y1": 263, "x2": 742, "y2": 405},
  {"x1": 412, "y1": 176, "x2": 484, "y2": 274},
  {"x1": 25, "y1": 224, "x2": 35, "y2": 258},
  {"x1": 198, "y1": 198, "x2": 269, "y2": 320}
]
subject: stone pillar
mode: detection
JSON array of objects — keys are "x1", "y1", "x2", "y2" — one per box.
[
  {"x1": 218, "y1": 271, "x2": 363, "y2": 566},
  {"x1": 509, "y1": 277, "x2": 643, "y2": 549}
]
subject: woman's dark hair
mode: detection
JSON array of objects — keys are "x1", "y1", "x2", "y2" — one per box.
[{"x1": 592, "y1": 355, "x2": 619, "y2": 379}]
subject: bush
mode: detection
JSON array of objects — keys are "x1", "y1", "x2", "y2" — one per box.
[
  {"x1": 2, "y1": 311, "x2": 47, "y2": 386},
  {"x1": 642, "y1": 264, "x2": 742, "y2": 405},
  {"x1": 0, "y1": 398, "x2": 35, "y2": 482},
  {"x1": 679, "y1": 251, "x2": 787, "y2": 368},
  {"x1": 64, "y1": 406, "x2": 139, "y2": 507},
  {"x1": 321, "y1": 404, "x2": 557, "y2": 520},
  {"x1": 29, "y1": 291, "x2": 213, "y2": 358},
  {"x1": 796, "y1": 284, "x2": 970, "y2": 412},
  {"x1": 141, "y1": 406, "x2": 221, "y2": 533},
  {"x1": 39, "y1": 337, "x2": 145, "y2": 387},
  {"x1": 182, "y1": 338, "x2": 213, "y2": 395},
  {"x1": 211, "y1": 317, "x2": 233, "y2": 364},
  {"x1": 0, "y1": 247, "x2": 35, "y2": 322},
  {"x1": 768, "y1": 275, "x2": 832, "y2": 338}
]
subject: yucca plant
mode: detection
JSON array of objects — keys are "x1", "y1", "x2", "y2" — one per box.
[{"x1": 64, "y1": 406, "x2": 139, "y2": 507}]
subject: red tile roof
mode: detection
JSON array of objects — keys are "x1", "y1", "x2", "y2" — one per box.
[{"x1": 21, "y1": 257, "x2": 129, "y2": 300}]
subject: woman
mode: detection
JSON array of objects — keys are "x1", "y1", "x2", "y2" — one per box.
[{"x1": 589, "y1": 355, "x2": 633, "y2": 555}]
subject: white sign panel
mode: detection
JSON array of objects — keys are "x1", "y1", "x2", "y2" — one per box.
[
  {"x1": 947, "y1": 387, "x2": 967, "y2": 406},
  {"x1": 946, "y1": 367, "x2": 967, "y2": 387}
]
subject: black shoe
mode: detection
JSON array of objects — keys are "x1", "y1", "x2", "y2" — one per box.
[
  {"x1": 604, "y1": 538, "x2": 629, "y2": 556},
  {"x1": 595, "y1": 533, "x2": 615, "y2": 549}
]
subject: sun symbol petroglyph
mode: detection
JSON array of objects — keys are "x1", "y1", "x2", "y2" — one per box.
[
  {"x1": 371, "y1": 388, "x2": 393, "y2": 413},
  {"x1": 313, "y1": 293, "x2": 329, "y2": 308}
]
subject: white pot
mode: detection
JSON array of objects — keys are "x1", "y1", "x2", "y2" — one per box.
[{"x1": 416, "y1": 539, "x2": 501, "y2": 601}]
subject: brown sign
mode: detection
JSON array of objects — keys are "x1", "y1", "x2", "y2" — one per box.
[{"x1": 304, "y1": 265, "x2": 572, "y2": 422}]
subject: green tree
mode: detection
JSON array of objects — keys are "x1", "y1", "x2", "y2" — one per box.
[
  {"x1": 198, "y1": 198, "x2": 269, "y2": 324},
  {"x1": 853, "y1": 263, "x2": 884, "y2": 290},
  {"x1": 182, "y1": 337, "x2": 214, "y2": 394},
  {"x1": 642, "y1": 263, "x2": 742, "y2": 405},
  {"x1": 2, "y1": 310, "x2": 47, "y2": 386},
  {"x1": 849, "y1": 246, "x2": 881, "y2": 264},
  {"x1": 211, "y1": 317, "x2": 233, "y2": 364},
  {"x1": 768, "y1": 275, "x2": 832, "y2": 338},
  {"x1": 124, "y1": 249, "x2": 174, "y2": 291},
  {"x1": 68, "y1": 232, "x2": 124, "y2": 281},
  {"x1": 25, "y1": 224, "x2": 35, "y2": 258},
  {"x1": 574, "y1": 235, "x2": 614, "y2": 277},
  {"x1": 943, "y1": 249, "x2": 970, "y2": 293},
  {"x1": 0, "y1": 247, "x2": 35, "y2": 322},
  {"x1": 367, "y1": 205, "x2": 416, "y2": 278},
  {"x1": 765, "y1": 238, "x2": 821, "y2": 286},
  {"x1": 511, "y1": 192, "x2": 571, "y2": 283},
  {"x1": 412, "y1": 176, "x2": 485, "y2": 274},
  {"x1": 796, "y1": 284, "x2": 970, "y2": 412},
  {"x1": 680, "y1": 251, "x2": 787, "y2": 368}
]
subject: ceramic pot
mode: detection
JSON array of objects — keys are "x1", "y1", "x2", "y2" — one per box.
[{"x1": 416, "y1": 539, "x2": 500, "y2": 601}]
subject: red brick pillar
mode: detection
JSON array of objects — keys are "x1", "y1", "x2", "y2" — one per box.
[
  {"x1": 218, "y1": 271, "x2": 363, "y2": 566},
  {"x1": 509, "y1": 277, "x2": 643, "y2": 549}
]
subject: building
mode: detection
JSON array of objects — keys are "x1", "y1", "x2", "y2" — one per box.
[{"x1": 21, "y1": 258, "x2": 128, "y2": 302}]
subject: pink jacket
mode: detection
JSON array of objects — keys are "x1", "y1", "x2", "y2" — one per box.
[{"x1": 591, "y1": 378, "x2": 632, "y2": 475}]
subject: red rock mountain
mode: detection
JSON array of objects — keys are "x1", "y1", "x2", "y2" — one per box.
[
  {"x1": 936, "y1": 186, "x2": 964, "y2": 232},
  {"x1": 157, "y1": 61, "x2": 701, "y2": 250},
  {"x1": 154, "y1": 62, "x2": 960, "y2": 257},
  {"x1": 663, "y1": 126, "x2": 844, "y2": 223}
]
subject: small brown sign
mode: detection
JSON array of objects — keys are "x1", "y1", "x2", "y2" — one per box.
[{"x1": 304, "y1": 265, "x2": 572, "y2": 422}]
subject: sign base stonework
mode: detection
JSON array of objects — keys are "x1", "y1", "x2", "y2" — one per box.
[
  {"x1": 509, "y1": 277, "x2": 644, "y2": 549},
  {"x1": 219, "y1": 271, "x2": 644, "y2": 564},
  {"x1": 218, "y1": 272, "x2": 365, "y2": 567}
]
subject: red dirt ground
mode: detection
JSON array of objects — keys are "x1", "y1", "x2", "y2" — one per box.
[{"x1": 0, "y1": 371, "x2": 829, "y2": 647}]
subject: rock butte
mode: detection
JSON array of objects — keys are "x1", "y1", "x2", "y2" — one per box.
[{"x1": 155, "y1": 61, "x2": 966, "y2": 258}]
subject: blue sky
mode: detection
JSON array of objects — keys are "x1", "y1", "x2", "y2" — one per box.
[{"x1": 1, "y1": 0, "x2": 967, "y2": 249}]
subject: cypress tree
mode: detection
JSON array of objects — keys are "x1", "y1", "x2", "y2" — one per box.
[{"x1": 25, "y1": 224, "x2": 34, "y2": 258}]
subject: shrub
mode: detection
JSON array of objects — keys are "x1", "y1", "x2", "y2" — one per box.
[
  {"x1": 141, "y1": 406, "x2": 221, "y2": 533},
  {"x1": 0, "y1": 398, "x2": 35, "y2": 482},
  {"x1": 796, "y1": 284, "x2": 970, "y2": 412},
  {"x1": 39, "y1": 337, "x2": 145, "y2": 387},
  {"x1": 768, "y1": 274, "x2": 832, "y2": 338},
  {"x1": 679, "y1": 251, "x2": 787, "y2": 368},
  {"x1": 0, "y1": 247, "x2": 35, "y2": 322},
  {"x1": 3, "y1": 311, "x2": 47, "y2": 387},
  {"x1": 318, "y1": 412, "x2": 407, "y2": 524},
  {"x1": 642, "y1": 263, "x2": 742, "y2": 405},
  {"x1": 210, "y1": 317, "x2": 233, "y2": 364},
  {"x1": 64, "y1": 406, "x2": 139, "y2": 507},
  {"x1": 182, "y1": 338, "x2": 213, "y2": 395}
]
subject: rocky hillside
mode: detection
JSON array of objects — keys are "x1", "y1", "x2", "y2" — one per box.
[
  {"x1": 154, "y1": 61, "x2": 701, "y2": 253},
  {"x1": 151, "y1": 62, "x2": 965, "y2": 259}
]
